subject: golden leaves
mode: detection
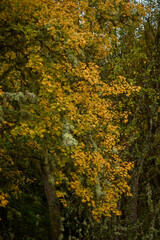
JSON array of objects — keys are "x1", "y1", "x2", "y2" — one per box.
[
  {"x1": 1, "y1": 0, "x2": 145, "y2": 221},
  {"x1": 0, "y1": 193, "x2": 9, "y2": 208},
  {"x1": 0, "y1": 86, "x2": 3, "y2": 96}
]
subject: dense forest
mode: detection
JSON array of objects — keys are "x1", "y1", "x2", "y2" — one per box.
[{"x1": 0, "y1": 0, "x2": 160, "y2": 239}]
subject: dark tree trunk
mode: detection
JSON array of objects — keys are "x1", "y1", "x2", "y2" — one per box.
[
  {"x1": 128, "y1": 143, "x2": 148, "y2": 239},
  {"x1": 44, "y1": 173, "x2": 61, "y2": 240},
  {"x1": 130, "y1": 171, "x2": 140, "y2": 225},
  {"x1": 43, "y1": 147, "x2": 61, "y2": 240}
]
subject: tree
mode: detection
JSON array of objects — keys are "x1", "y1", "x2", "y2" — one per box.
[
  {"x1": 99, "y1": 1, "x2": 160, "y2": 239},
  {"x1": 0, "y1": 0, "x2": 146, "y2": 239}
]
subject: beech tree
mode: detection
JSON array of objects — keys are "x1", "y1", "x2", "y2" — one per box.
[{"x1": 0, "y1": 0, "x2": 146, "y2": 239}]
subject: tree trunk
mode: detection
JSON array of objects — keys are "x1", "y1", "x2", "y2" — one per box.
[
  {"x1": 128, "y1": 143, "x2": 148, "y2": 239},
  {"x1": 130, "y1": 171, "x2": 140, "y2": 225},
  {"x1": 43, "y1": 147, "x2": 61, "y2": 240},
  {"x1": 44, "y1": 173, "x2": 61, "y2": 240}
]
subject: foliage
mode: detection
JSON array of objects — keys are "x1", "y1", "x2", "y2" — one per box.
[
  {"x1": 99, "y1": 0, "x2": 160, "y2": 239},
  {"x1": 1, "y1": 0, "x2": 159, "y2": 239}
]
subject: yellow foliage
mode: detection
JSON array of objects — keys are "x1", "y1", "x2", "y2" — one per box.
[
  {"x1": 0, "y1": 193, "x2": 9, "y2": 208},
  {"x1": 0, "y1": 0, "x2": 146, "y2": 220}
]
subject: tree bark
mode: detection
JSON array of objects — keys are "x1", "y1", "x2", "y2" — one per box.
[
  {"x1": 43, "y1": 147, "x2": 61, "y2": 240},
  {"x1": 130, "y1": 170, "x2": 140, "y2": 225},
  {"x1": 128, "y1": 143, "x2": 149, "y2": 239},
  {"x1": 44, "y1": 173, "x2": 61, "y2": 240}
]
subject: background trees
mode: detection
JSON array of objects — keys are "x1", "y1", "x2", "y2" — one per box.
[{"x1": 102, "y1": 1, "x2": 160, "y2": 239}]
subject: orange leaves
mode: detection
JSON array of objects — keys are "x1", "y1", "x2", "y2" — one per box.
[
  {"x1": 1, "y1": 0, "x2": 145, "y2": 222},
  {"x1": 69, "y1": 173, "x2": 94, "y2": 204},
  {"x1": 101, "y1": 76, "x2": 136, "y2": 97},
  {"x1": 0, "y1": 193, "x2": 9, "y2": 208},
  {"x1": 0, "y1": 86, "x2": 3, "y2": 96},
  {"x1": 74, "y1": 62, "x2": 100, "y2": 85},
  {"x1": 69, "y1": 140, "x2": 132, "y2": 218}
]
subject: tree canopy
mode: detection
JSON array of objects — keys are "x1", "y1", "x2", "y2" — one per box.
[{"x1": 1, "y1": 0, "x2": 159, "y2": 240}]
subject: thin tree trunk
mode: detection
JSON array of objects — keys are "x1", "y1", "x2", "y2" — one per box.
[
  {"x1": 146, "y1": 183, "x2": 160, "y2": 240},
  {"x1": 129, "y1": 143, "x2": 149, "y2": 239},
  {"x1": 130, "y1": 171, "x2": 140, "y2": 225}
]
